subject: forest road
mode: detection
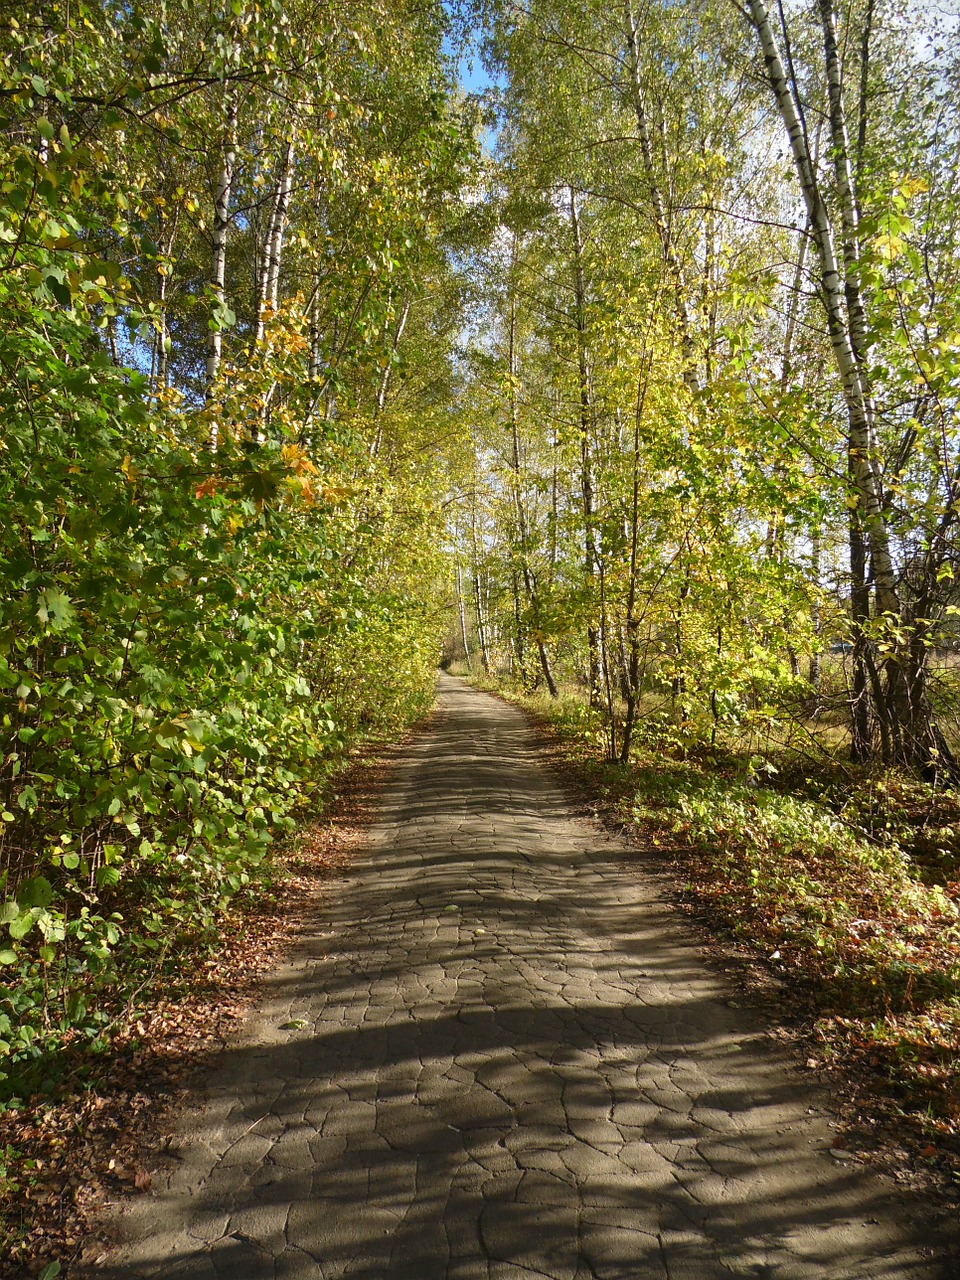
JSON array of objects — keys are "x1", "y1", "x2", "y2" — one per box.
[{"x1": 99, "y1": 673, "x2": 957, "y2": 1279}]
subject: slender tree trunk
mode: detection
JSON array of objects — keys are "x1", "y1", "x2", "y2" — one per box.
[
  {"x1": 369, "y1": 296, "x2": 411, "y2": 459},
  {"x1": 155, "y1": 260, "x2": 169, "y2": 394},
  {"x1": 309, "y1": 291, "x2": 321, "y2": 380},
  {"x1": 598, "y1": 553, "x2": 618, "y2": 760},
  {"x1": 456, "y1": 560, "x2": 470, "y2": 664},
  {"x1": 107, "y1": 315, "x2": 120, "y2": 366},
  {"x1": 672, "y1": 574, "x2": 690, "y2": 704},
  {"x1": 511, "y1": 569, "x2": 525, "y2": 676},
  {"x1": 266, "y1": 139, "x2": 294, "y2": 310},
  {"x1": 375, "y1": 298, "x2": 409, "y2": 416},
  {"x1": 252, "y1": 137, "x2": 300, "y2": 438},
  {"x1": 616, "y1": 625, "x2": 632, "y2": 706},
  {"x1": 152, "y1": 210, "x2": 180, "y2": 397},
  {"x1": 550, "y1": 403, "x2": 560, "y2": 569},
  {"x1": 256, "y1": 135, "x2": 296, "y2": 344},
  {"x1": 622, "y1": 0, "x2": 699, "y2": 391},
  {"x1": 769, "y1": 216, "x2": 808, "y2": 568},
  {"x1": 621, "y1": 358, "x2": 652, "y2": 763},
  {"x1": 569, "y1": 188, "x2": 601, "y2": 707},
  {"x1": 507, "y1": 289, "x2": 558, "y2": 697},
  {"x1": 818, "y1": 0, "x2": 869, "y2": 366},
  {"x1": 473, "y1": 569, "x2": 490, "y2": 672},
  {"x1": 809, "y1": 530, "x2": 822, "y2": 703},
  {"x1": 855, "y1": 0, "x2": 876, "y2": 188},
  {"x1": 703, "y1": 199, "x2": 717, "y2": 384},
  {"x1": 206, "y1": 93, "x2": 238, "y2": 436},
  {"x1": 470, "y1": 497, "x2": 490, "y2": 673},
  {"x1": 710, "y1": 625, "x2": 723, "y2": 746}
]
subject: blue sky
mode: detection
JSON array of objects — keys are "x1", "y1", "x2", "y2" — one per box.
[{"x1": 456, "y1": 50, "x2": 496, "y2": 95}]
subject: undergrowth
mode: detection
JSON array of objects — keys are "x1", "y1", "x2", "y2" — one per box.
[{"x1": 490, "y1": 679, "x2": 960, "y2": 1157}]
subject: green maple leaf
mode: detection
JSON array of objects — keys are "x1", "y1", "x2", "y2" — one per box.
[{"x1": 37, "y1": 588, "x2": 76, "y2": 631}]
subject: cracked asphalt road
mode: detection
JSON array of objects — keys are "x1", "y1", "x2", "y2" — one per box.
[{"x1": 101, "y1": 674, "x2": 955, "y2": 1278}]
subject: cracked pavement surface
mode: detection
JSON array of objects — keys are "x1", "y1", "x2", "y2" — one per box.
[{"x1": 100, "y1": 674, "x2": 956, "y2": 1278}]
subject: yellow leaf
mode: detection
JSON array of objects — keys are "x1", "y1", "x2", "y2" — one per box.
[{"x1": 874, "y1": 233, "x2": 904, "y2": 262}]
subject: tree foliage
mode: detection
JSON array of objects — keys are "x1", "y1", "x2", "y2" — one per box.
[
  {"x1": 455, "y1": 0, "x2": 960, "y2": 776},
  {"x1": 0, "y1": 0, "x2": 479, "y2": 1094}
]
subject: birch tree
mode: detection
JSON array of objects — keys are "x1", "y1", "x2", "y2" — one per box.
[{"x1": 741, "y1": 0, "x2": 960, "y2": 773}]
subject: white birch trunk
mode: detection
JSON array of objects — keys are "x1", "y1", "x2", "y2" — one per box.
[
  {"x1": 256, "y1": 136, "x2": 296, "y2": 344},
  {"x1": 267, "y1": 138, "x2": 295, "y2": 309},
  {"x1": 507, "y1": 276, "x2": 557, "y2": 697},
  {"x1": 206, "y1": 95, "x2": 238, "y2": 416},
  {"x1": 309, "y1": 291, "x2": 321, "y2": 381},
  {"x1": 818, "y1": 0, "x2": 869, "y2": 364},
  {"x1": 456, "y1": 560, "x2": 470, "y2": 662},
  {"x1": 375, "y1": 298, "x2": 410, "y2": 416},
  {"x1": 569, "y1": 188, "x2": 602, "y2": 705},
  {"x1": 470, "y1": 497, "x2": 490, "y2": 673},
  {"x1": 745, "y1": 0, "x2": 898, "y2": 616},
  {"x1": 368, "y1": 298, "x2": 411, "y2": 461},
  {"x1": 622, "y1": 0, "x2": 699, "y2": 391}
]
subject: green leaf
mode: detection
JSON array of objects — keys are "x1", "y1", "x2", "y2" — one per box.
[
  {"x1": 37, "y1": 588, "x2": 76, "y2": 632},
  {"x1": 9, "y1": 914, "x2": 34, "y2": 940},
  {"x1": 17, "y1": 785, "x2": 38, "y2": 814},
  {"x1": 18, "y1": 876, "x2": 54, "y2": 908},
  {"x1": 46, "y1": 274, "x2": 73, "y2": 308},
  {"x1": 65, "y1": 993, "x2": 87, "y2": 1020},
  {"x1": 0, "y1": 949, "x2": 17, "y2": 965}
]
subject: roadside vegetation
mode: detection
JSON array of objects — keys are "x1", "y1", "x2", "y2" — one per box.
[
  {"x1": 457, "y1": 666, "x2": 960, "y2": 1188},
  {"x1": 0, "y1": 3, "x2": 481, "y2": 1265},
  {"x1": 0, "y1": 0, "x2": 479, "y2": 1118}
]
